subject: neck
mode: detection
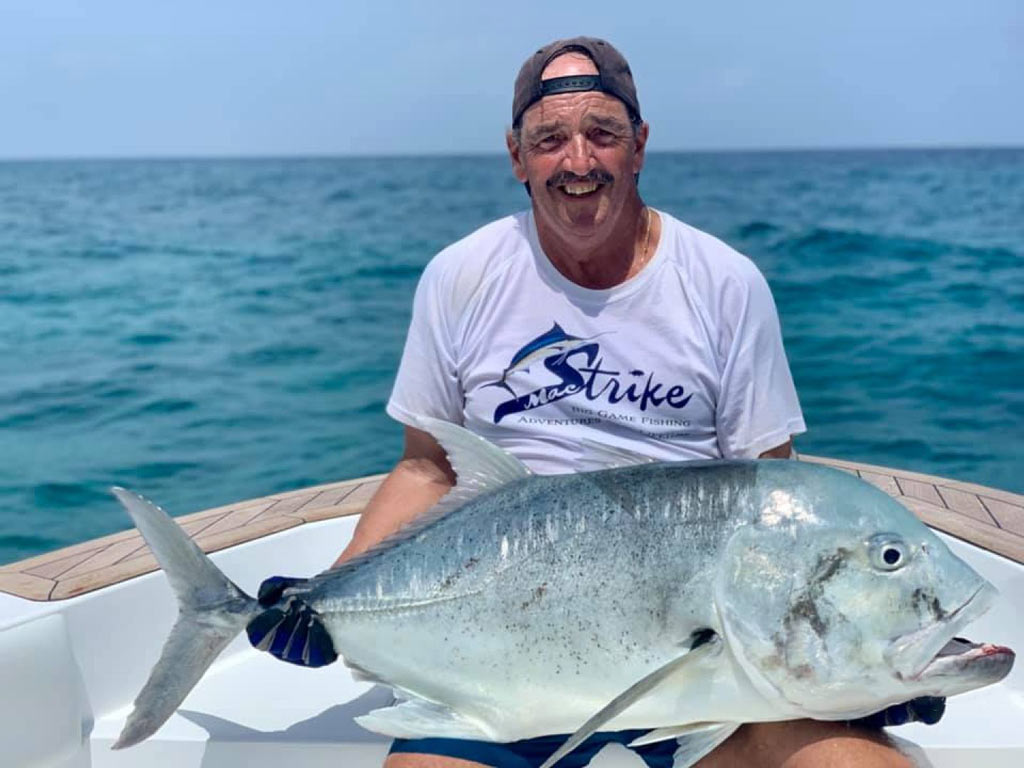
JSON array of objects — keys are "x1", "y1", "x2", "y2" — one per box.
[{"x1": 534, "y1": 197, "x2": 656, "y2": 289}]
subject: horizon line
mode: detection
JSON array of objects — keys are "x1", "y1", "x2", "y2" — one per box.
[{"x1": 1, "y1": 143, "x2": 1022, "y2": 164}]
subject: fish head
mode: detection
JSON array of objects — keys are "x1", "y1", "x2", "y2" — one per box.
[{"x1": 714, "y1": 466, "x2": 1014, "y2": 719}]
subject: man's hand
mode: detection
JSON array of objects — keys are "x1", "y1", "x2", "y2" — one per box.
[
  {"x1": 848, "y1": 696, "x2": 946, "y2": 729},
  {"x1": 245, "y1": 575, "x2": 338, "y2": 668}
]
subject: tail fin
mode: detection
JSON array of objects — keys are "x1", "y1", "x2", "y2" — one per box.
[{"x1": 110, "y1": 487, "x2": 259, "y2": 749}]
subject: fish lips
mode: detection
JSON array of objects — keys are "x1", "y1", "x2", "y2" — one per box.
[
  {"x1": 884, "y1": 582, "x2": 1008, "y2": 682},
  {"x1": 916, "y1": 636, "x2": 1015, "y2": 682}
]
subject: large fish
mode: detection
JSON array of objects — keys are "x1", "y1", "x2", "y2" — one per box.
[{"x1": 111, "y1": 417, "x2": 1014, "y2": 767}]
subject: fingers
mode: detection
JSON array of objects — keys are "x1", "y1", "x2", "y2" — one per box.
[
  {"x1": 846, "y1": 696, "x2": 947, "y2": 729},
  {"x1": 246, "y1": 596, "x2": 339, "y2": 668},
  {"x1": 907, "y1": 696, "x2": 946, "y2": 725},
  {"x1": 257, "y1": 575, "x2": 305, "y2": 607}
]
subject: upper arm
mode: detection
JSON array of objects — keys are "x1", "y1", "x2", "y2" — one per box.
[
  {"x1": 715, "y1": 263, "x2": 805, "y2": 458},
  {"x1": 387, "y1": 261, "x2": 464, "y2": 427}
]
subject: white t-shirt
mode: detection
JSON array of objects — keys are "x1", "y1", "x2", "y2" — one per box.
[{"x1": 387, "y1": 209, "x2": 806, "y2": 474}]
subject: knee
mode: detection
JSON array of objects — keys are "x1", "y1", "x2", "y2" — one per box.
[
  {"x1": 698, "y1": 720, "x2": 915, "y2": 768},
  {"x1": 384, "y1": 753, "x2": 491, "y2": 768}
]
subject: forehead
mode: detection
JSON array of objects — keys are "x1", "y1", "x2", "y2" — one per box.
[
  {"x1": 519, "y1": 50, "x2": 631, "y2": 132},
  {"x1": 520, "y1": 89, "x2": 632, "y2": 134},
  {"x1": 540, "y1": 50, "x2": 598, "y2": 79}
]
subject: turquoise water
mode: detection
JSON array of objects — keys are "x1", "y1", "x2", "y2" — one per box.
[{"x1": 1, "y1": 150, "x2": 1022, "y2": 564}]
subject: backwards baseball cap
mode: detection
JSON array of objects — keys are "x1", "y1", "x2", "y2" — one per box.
[{"x1": 512, "y1": 36, "x2": 641, "y2": 128}]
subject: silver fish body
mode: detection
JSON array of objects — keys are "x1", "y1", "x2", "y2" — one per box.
[
  {"x1": 110, "y1": 421, "x2": 1015, "y2": 755},
  {"x1": 295, "y1": 459, "x2": 1007, "y2": 740},
  {"x1": 313, "y1": 462, "x2": 761, "y2": 739}
]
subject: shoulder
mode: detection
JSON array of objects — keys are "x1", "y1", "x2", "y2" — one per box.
[
  {"x1": 660, "y1": 212, "x2": 769, "y2": 296},
  {"x1": 417, "y1": 212, "x2": 531, "y2": 315},
  {"x1": 657, "y1": 213, "x2": 781, "y2": 359}
]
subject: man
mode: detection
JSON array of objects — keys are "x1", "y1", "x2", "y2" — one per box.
[{"x1": 262, "y1": 37, "x2": 938, "y2": 768}]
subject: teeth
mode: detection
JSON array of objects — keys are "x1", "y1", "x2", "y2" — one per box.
[{"x1": 563, "y1": 182, "x2": 599, "y2": 196}]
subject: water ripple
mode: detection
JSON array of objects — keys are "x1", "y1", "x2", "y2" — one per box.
[{"x1": 1, "y1": 150, "x2": 1021, "y2": 564}]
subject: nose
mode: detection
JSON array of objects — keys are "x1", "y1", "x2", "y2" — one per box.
[{"x1": 562, "y1": 133, "x2": 593, "y2": 177}]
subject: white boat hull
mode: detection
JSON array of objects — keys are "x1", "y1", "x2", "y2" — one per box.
[{"x1": 2, "y1": 510, "x2": 1023, "y2": 767}]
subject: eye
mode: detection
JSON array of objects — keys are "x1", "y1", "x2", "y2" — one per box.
[
  {"x1": 535, "y1": 134, "x2": 564, "y2": 151},
  {"x1": 868, "y1": 534, "x2": 909, "y2": 571},
  {"x1": 588, "y1": 128, "x2": 619, "y2": 146}
]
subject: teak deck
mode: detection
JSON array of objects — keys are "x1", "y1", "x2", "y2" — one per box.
[{"x1": 2, "y1": 457, "x2": 1023, "y2": 602}]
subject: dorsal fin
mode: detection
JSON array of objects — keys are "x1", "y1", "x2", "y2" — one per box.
[
  {"x1": 415, "y1": 415, "x2": 532, "y2": 499},
  {"x1": 322, "y1": 418, "x2": 530, "y2": 576}
]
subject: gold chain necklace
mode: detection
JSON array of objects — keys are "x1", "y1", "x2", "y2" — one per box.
[{"x1": 634, "y1": 206, "x2": 653, "y2": 275}]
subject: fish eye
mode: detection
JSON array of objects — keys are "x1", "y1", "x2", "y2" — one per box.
[{"x1": 868, "y1": 534, "x2": 909, "y2": 571}]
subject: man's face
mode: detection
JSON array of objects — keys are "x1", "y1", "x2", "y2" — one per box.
[{"x1": 508, "y1": 52, "x2": 648, "y2": 242}]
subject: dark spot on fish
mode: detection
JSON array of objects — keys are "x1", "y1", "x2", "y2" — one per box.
[
  {"x1": 464, "y1": 556, "x2": 479, "y2": 570},
  {"x1": 689, "y1": 628, "x2": 717, "y2": 650},
  {"x1": 780, "y1": 548, "x2": 850, "y2": 640},
  {"x1": 520, "y1": 582, "x2": 548, "y2": 610},
  {"x1": 811, "y1": 548, "x2": 850, "y2": 583},
  {"x1": 792, "y1": 663, "x2": 814, "y2": 680},
  {"x1": 789, "y1": 594, "x2": 829, "y2": 637},
  {"x1": 911, "y1": 588, "x2": 948, "y2": 620}
]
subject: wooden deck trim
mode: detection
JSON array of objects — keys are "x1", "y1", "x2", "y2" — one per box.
[
  {"x1": 2, "y1": 458, "x2": 1022, "y2": 602},
  {"x1": 798, "y1": 455, "x2": 1024, "y2": 564},
  {"x1": 0, "y1": 474, "x2": 386, "y2": 602}
]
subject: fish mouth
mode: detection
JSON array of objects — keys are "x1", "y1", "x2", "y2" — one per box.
[
  {"x1": 915, "y1": 636, "x2": 1015, "y2": 681},
  {"x1": 886, "y1": 582, "x2": 1009, "y2": 681}
]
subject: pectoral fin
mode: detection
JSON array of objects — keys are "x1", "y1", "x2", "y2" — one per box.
[{"x1": 537, "y1": 630, "x2": 721, "y2": 768}]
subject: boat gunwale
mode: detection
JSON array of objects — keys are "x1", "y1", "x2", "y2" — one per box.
[{"x1": 2, "y1": 457, "x2": 1022, "y2": 602}]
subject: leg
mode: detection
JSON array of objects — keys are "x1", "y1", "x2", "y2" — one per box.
[
  {"x1": 385, "y1": 732, "x2": 618, "y2": 768},
  {"x1": 696, "y1": 720, "x2": 915, "y2": 768},
  {"x1": 386, "y1": 755, "x2": 493, "y2": 768}
]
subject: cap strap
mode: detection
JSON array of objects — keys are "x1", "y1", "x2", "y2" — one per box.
[{"x1": 538, "y1": 74, "x2": 602, "y2": 98}]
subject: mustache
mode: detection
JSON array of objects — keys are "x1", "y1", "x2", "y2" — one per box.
[{"x1": 546, "y1": 169, "x2": 614, "y2": 188}]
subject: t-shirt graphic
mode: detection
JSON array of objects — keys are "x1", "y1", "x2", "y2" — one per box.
[{"x1": 487, "y1": 322, "x2": 693, "y2": 425}]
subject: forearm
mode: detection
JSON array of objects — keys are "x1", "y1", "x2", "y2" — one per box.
[{"x1": 333, "y1": 452, "x2": 453, "y2": 567}]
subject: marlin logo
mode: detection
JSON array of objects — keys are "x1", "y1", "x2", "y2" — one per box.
[
  {"x1": 488, "y1": 322, "x2": 694, "y2": 425},
  {"x1": 487, "y1": 323, "x2": 606, "y2": 397}
]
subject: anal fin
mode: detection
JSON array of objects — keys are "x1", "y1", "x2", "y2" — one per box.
[
  {"x1": 670, "y1": 723, "x2": 740, "y2": 768},
  {"x1": 627, "y1": 721, "x2": 727, "y2": 747}
]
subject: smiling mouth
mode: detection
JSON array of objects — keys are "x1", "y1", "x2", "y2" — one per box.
[{"x1": 559, "y1": 181, "x2": 602, "y2": 197}]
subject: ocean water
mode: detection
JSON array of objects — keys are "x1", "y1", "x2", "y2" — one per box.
[{"x1": 1, "y1": 150, "x2": 1021, "y2": 565}]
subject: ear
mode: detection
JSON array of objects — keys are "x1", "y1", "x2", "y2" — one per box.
[
  {"x1": 632, "y1": 121, "x2": 650, "y2": 175},
  {"x1": 506, "y1": 129, "x2": 528, "y2": 183}
]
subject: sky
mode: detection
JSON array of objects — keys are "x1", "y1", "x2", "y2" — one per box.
[{"x1": 1, "y1": 1, "x2": 1021, "y2": 158}]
